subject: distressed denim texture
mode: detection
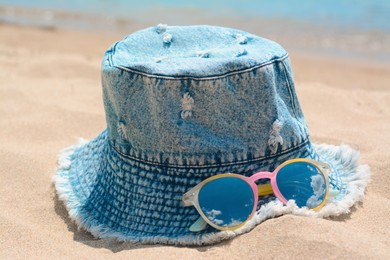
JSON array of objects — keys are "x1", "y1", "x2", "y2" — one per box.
[
  {"x1": 102, "y1": 25, "x2": 309, "y2": 166},
  {"x1": 53, "y1": 25, "x2": 368, "y2": 245}
]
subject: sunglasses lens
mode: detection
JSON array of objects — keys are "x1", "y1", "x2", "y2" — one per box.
[
  {"x1": 198, "y1": 177, "x2": 254, "y2": 228},
  {"x1": 276, "y1": 161, "x2": 327, "y2": 208}
]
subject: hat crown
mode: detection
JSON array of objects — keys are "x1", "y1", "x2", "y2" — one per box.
[{"x1": 102, "y1": 25, "x2": 309, "y2": 166}]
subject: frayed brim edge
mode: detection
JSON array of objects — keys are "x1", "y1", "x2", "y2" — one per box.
[
  {"x1": 53, "y1": 141, "x2": 371, "y2": 246},
  {"x1": 230, "y1": 143, "x2": 371, "y2": 239},
  {"x1": 53, "y1": 139, "x2": 133, "y2": 240},
  {"x1": 52, "y1": 139, "x2": 238, "y2": 245},
  {"x1": 52, "y1": 139, "x2": 90, "y2": 231}
]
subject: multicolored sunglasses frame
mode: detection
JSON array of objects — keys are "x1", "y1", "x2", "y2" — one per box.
[{"x1": 182, "y1": 158, "x2": 330, "y2": 231}]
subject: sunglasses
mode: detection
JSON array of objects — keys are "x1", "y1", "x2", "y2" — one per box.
[{"x1": 182, "y1": 158, "x2": 330, "y2": 231}]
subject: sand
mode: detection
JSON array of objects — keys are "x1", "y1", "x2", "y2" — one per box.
[{"x1": 0, "y1": 23, "x2": 389, "y2": 259}]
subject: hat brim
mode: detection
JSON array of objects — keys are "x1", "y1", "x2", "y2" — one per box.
[{"x1": 53, "y1": 130, "x2": 370, "y2": 245}]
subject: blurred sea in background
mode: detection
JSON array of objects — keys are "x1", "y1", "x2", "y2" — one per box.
[{"x1": 0, "y1": 0, "x2": 389, "y2": 63}]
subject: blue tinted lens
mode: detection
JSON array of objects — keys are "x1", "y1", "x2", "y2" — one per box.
[
  {"x1": 276, "y1": 162, "x2": 327, "y2": 208},
  {"x1": 198, "y1": 177, "x2": 254, "y2": 228}
]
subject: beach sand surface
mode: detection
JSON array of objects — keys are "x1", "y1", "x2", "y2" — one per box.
[{"x1": 0, "y1": 24, "x2": 389, "y2": 259}]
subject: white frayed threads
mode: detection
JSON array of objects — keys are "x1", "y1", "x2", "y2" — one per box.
[
  {"x1": 237, "y1": 35, "x2": 248, "y2": 44},
  {"x1": 236, "y1": 49, "x2": 247, "y2": 57},
  {"x1": 117, "y1": 120, "x2": 128, "y2": 140},
  {"x1": 268, "y1": 119, "x2": 283, "y2": 153},
  {"x1": 181, "y1": 92, "x2": 194, "y2": 119},
  {"x1": 155, "y1": 23, "x2": 167, "y2": 34},
  {"x1": 197, "y1": 50, "x2": 210, "y2": 58},
  {"x1": 162, "y1": 32, "x2": 172, "y2": 44},
  {"x1": 233, "y1": 33, "x2": 249, "y2": 44}
]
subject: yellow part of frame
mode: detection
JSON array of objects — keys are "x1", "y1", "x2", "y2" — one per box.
[{"x1": 257, "y1": 183, "x2": 273, "y2": 196}]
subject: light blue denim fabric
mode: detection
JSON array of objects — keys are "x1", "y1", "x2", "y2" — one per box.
[
  {"x1": 54, "y1": 25, "x2": 353, "y2": 245},
  {"x1": 103, "y1": 25, "x2": 309, "y2": 166}
]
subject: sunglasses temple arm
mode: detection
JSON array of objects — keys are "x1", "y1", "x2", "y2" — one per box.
[
  {"x1": 257, "y1": 183, "x2": 273, "y2": 196},
  {"x1": 189, "y1": 216, "x2": 208, "y2": 232}
]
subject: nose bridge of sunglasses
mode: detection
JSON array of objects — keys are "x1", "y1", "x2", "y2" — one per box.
[
  {"x1": 246, "y1": 171, "x2": 275, "y2": 197},
  {"x1": 248, "y1": 171, "x2": 274, "y2": 182},
  {"x1": 257, "y1": 183, "x2": 273, "y2": 196}
]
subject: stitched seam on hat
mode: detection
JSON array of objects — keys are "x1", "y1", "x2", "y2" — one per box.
[
  {"x1": 105, "y1": 157, "x2": 188, "y2": 196},
  {"x1": 112, "y1": 54, "x2": 289, "y2": 81},
  {"x1": 94, "y1": 205, "x2": 192, "y2": 231},
  {"x1": 109, "y1": 137, "x2": 310, "y2": 169},
  {"x1": 81, "y1": 198, "x2": 192, "y2": 233},
  {"x1": 80, "y1": 173, "x2": 195, "y2": 231},
  {"x1": 73, "y1": 142, "x2": 102, "y2": 201},
  {"x1": 107, "y1": 41, "x2": 120, "y2": 67},
  {"x1": 108, "y1": 53, "x2": 114, "y2": 67},
  {"x1": 74, "y1": 162, "x2": 195, "y2": 222},
  {"x1": 84, "y1": 189, "x2": 194, "y2": 232},
  {"x1": 107, "y1": 185, "x2": 185, "y2": 208},
  {"x1": 101, "y1": 186, "x2": 186, "y2": 213},
  {"x1": 280, "y1": 59, "x2": 298, "y2": 118}
]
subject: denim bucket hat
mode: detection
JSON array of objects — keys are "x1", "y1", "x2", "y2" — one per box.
[{"x1": 54, "y1": 25, "x2": 370, "y2": 245}]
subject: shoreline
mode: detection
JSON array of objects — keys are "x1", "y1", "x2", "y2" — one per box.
[
  {"x1": 1, "y1": 4, "x2": 390, "y2": 65},
  {"x1": 1, "y1": 22, "x2": 388, "y2": 91},
  {"x1": 1, "y1": 22, "x2": 389, "y2": 259}
]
